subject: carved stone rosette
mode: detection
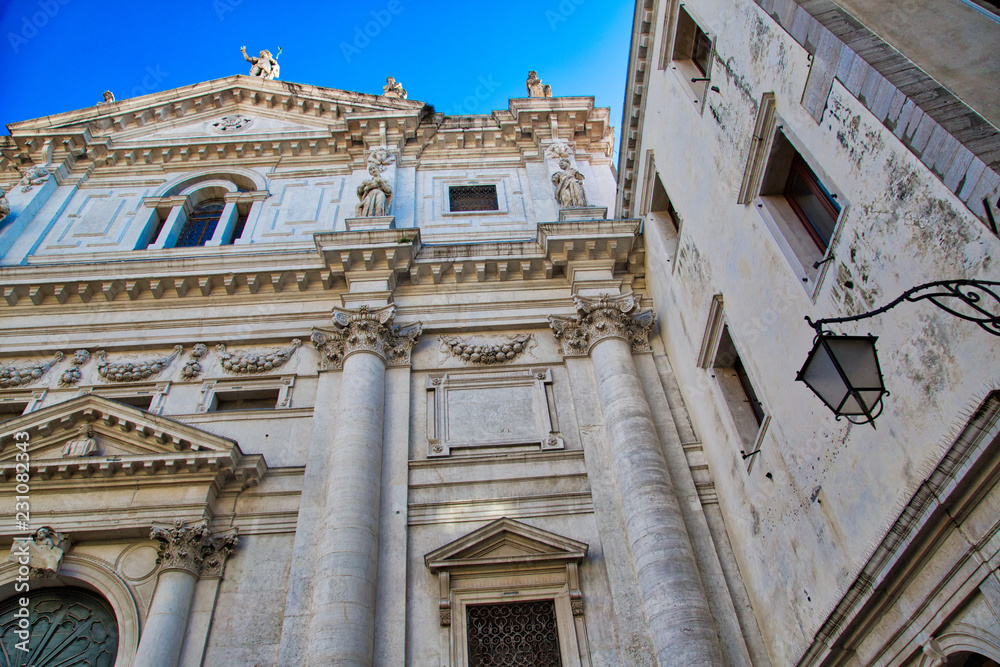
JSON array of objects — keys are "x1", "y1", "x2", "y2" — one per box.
[
  {"x1": 180, "y1": 343, "x2": 209, "y2": 379},
  {"x1": 439, "y1": 334, "x2": 533, "y2": 365},
  {"x1": 311, "y1": 304, "x2": 422, "y2": 369},
  {"x1": 548, "y1": 293, "x2": 655, "y2": 356},
  {"x1": 96, "y1": 345, "x2": 182, "y2": 383},
  {"x1": 59, "y1": 349, "x2": 91, "y2": 386},
  {"x1": 150, "y1": 519, "x2": 239, "y2": 579},
  {"x1": 216, "y1": 339, "x2": 301, "y2": 374},
  {"x1": 0, "y1": 351, "x2": 64, "y2": 388}
]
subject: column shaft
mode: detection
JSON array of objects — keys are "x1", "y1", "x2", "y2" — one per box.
[
  {"x1": 133, "y1": 569, "x2": 198, "y2": 667},
  {"x1": 590, "y1": 336, "x2": 723, "y2": 666},
  {"x1": 307, "y1": 350, "x2": 386, "y2": 665}
]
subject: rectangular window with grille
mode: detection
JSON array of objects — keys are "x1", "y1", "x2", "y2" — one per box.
[
  {"x1": 449, "y1": 185, "x2": 499, "y2": 212},
  {"x1": 466, "y1": 600, "x2": 562, "y2": 667}
]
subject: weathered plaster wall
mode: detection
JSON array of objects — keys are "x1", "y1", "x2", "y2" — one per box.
[{"x1": 631, "y1": 0, "x2": 1000, "y2": 662}]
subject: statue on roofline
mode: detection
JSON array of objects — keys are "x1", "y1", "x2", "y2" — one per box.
[
  {"x1": 0, "y1": 187, "x2": 10, "y2": 223},
  {"x1": 526, "y1": 71, "x2": 552, "y2": 97},
  {"x1": 383, "y1": 76, "x2": 407, "y2": 99},
  {"x1": 241, "y1": 45, "x2": 281, "y2": 80}
]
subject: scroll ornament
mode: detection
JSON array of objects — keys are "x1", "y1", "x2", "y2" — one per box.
[
  {"x1": 0, "y1": 351, "x2": 64, "y2": 388},
  {"x1": 96, "y1": 345, "x2": 182, "y2": 382},
  {"x1": 216, "y1": 339, "x2": 301, "y2": 374},
  {"x1": 548, "y1": 293, "x2": 655, "y2": 356},
  {"x1": 440, "y1": 334, "x2": 533, "y2": 365}
]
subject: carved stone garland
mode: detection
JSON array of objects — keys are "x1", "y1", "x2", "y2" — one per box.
[
  {"x1": 20, "y1": 166, "x2": 51, "y2": 192},
  {"x1": 439, "y1": 334, "x2": 533, "y2": 365},
  {"x1": 150, "y1": 519, "x2": 239, "y2": 579},
  {"x1": 59, "y1": 350, "x2": 91, "y2": 386},
  {"x1": 216, "y1": 339, "x2": 301, "y2": 374},
  {"x1": 311, "y1": 304, "x2": 422, "y2": 370},
  {"x1": 180, "y1": 344, "x2": 209, "y2": 379},
  {"x1": 0, "y1": 351, "x2": 64, "y2": 388},
  {"x1": 96, "y1": 345, "x2": 182, "y2": 383},
  {"x1": 547, "y1": 293, "x2": 655, "y2": 356}
]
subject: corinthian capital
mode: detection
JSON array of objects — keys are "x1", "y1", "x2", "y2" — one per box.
[
  {"x1": 311, "y1": 304, "x2": 422, "y2": 369},
  {"x1": 548, "y1": 293, "x2": 655, "y2": 357},
  {"x1": 150, "y1": 519, "x2": 239, "y2": 579}
]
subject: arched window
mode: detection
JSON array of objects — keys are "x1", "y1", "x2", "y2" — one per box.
[
  {"x1": 176, "y1": 198, "x2": 226, "y2": 247},
  {"x1": 0, "y1": 587, "x2": 119, "y2": 665},
  {"x1": 946, "y1": 654, "x2": 1000, "y2": 667}
]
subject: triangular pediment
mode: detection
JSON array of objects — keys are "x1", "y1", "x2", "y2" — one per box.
[
  {"x1": 7, "y1": 75, "x2": 425, "y2": 138},
  {"x1": 0, "y1": 394, "x2": 238, "y2": 462},
  {"x1": 112, "y1": 109, "x2": 334, "y2": 144},
  {"x1": 425, "y1": 518, "x2": 587, "y2": 572}
]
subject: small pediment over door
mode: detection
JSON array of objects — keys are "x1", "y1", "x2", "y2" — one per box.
[{"x1": 425, "y1": 517, "x2": 587, "y2": 572}]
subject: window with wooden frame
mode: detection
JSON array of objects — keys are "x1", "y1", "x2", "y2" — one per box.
[
  {"x1": 783, "y1": 154, "x2": 841, "y2": 252},
  {"x1": 692, "y1": 24, "x2": 713, "y2": 75}
]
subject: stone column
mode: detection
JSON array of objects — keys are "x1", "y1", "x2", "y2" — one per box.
[
  {"x1": 134, "y1": 520, "x2": 238, "y2": 667},
  {"x1": 308, "y1": 305, "x2": 421, "y2": 666},
  {"x1": 550, "y1": 294, "x2": 723, "y2": 666}
]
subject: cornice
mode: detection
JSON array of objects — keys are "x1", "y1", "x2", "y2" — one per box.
[
  {"x1": 0, "y1": 221, "x2": 643, "y2": 308},
  {"x1": 616, "y1": 0, "x2": 655, "y2": 219}
]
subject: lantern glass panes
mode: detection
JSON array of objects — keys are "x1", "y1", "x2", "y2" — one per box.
[{"x1": 796, "y1": 333, "x2": 886, "y2": 423}]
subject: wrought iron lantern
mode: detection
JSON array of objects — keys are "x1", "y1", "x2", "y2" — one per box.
[{"x1": 797, "y1": 279, "x2": 1000, "y2": 426}]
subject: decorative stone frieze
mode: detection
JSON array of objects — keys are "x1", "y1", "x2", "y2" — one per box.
[
  {"x1": 311, "y1": 305, "x2": 422, "y2": 369},
  {"x1": 439, "y1": 334, "x2": 533, "y2": 365},
  {"x1": 150, "y1": 519, "x2": 239, "y2": 579},
  {"x1": 180, "y1": 343, "x2": 209, "y2": 379},
  {"x1": 19, "y1": 165, "x2": 50, "y2": 192},
  {"x1": 548, "y1": 293, "x2": 655, "y2": 356},
  {"x1": 7, "y1": 527, "x2": 71, "y2": 578},
  {"x1": 95, "y1": 345, "x2": 182, "y2": 382},
  {"x1": 0, "y1": 351, "x2": 64, "y2": 388},
  {"x1": 58, "y1": 349, "x2": 91, "y2": 386},
  {"x1": 216, "y1": 339, "x2": 301, "y2": 374}
]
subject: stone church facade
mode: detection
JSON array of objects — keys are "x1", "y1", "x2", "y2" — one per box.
[
  {"x1": 0, "y1": 67, "x2": 762, "y2": 665},
  {"x1": 2, "y1": 0, "x2": 1000, "y2": 665}
]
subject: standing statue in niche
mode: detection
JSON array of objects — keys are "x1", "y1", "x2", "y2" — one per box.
[
  {"x1": 551, "y1": 159, "x2": 587, "y2": 208},
  {"x1": 356, "y1": 164, "x2": 393, "y2": 217},
  {"x1": 241, "y1": 46, "x2": 280, "y2": 80},
  {"x1": 526, "y1": 71, "x2": 552, "y2": 97},
  {"x1": 382, "y1": 76, "x2": 407, "y2": 99}
]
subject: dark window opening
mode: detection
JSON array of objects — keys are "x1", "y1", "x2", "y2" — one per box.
[
  {"x1": 105, "y1": 394, "x2": 154, "y2": 411},
  {"x1": 466, "y1": 600, "x2": 561, "y2": 667},
  {"x1": 146, "y1": 212, "x2": 167, "y2": 249},
  {"x1": 0, "y1": 402, "x2": 27, "y2": 423},
  {"x1": 784, "y1": 154, "x2": 841, "y2": 251},
  {"x1": 734, "y1": 357, "x2": 765, "y2": 426},
  {"x1": 213, "y1": 388, "x2": 280, "y2": 412},
  {"x1": 692, "y1": 26, "x2": 713, "y2": 75},
  {"x1": 650, "y1": 173, "x2": 680, "y2": 233},
  {"x1": 449, "y1": 185, "x2": 499, "y2": 212},
  {"x1": 176, "y1": 199, "x2": 225, "y2": 248},
  {"x1": 713, "y1": 325, "x2": 766, "y2": 447},
  {"x1": 231, "y1": 211, "x2": 249, "y2": 242}
]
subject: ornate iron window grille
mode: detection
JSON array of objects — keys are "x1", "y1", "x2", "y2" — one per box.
[
  {"x1": 449, "y1": 185, "x2": 499, "y2": 212},
  {"x1": 466, "y1": 600, "x2": 562, "y2": 667}
]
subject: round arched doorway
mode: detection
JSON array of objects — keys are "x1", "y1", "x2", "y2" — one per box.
[{"x1": 0, "y1": 587, "x2": 119, "y2": 666}]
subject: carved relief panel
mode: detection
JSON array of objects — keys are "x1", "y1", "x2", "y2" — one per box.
[{"x1": 425, "y1": 368, "x2": 564, "y2": 457}]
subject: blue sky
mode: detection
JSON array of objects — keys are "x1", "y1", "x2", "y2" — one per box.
[{"x1": 1, "y1": 0, "x2": 634, "y2": 158}]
